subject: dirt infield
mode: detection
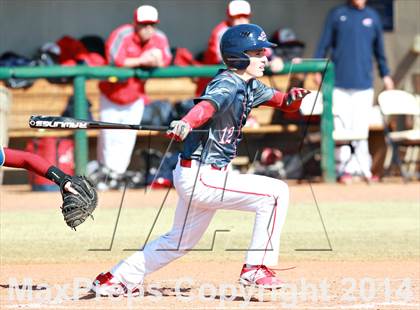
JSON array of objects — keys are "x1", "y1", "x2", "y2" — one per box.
[
  {"x1": 1, "y1": 181, "x2": 419, "y2": 211},
  {"x1": 1, "y1": 261, "x2": 419, "y2": 309},
  {"x1": 1, "y1": 181, "x2": 419, "y2": 309}
]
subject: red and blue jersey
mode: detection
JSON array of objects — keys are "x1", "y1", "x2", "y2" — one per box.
[{"x1": 183, "y1": 69, "x2": 275, "y2": 168}]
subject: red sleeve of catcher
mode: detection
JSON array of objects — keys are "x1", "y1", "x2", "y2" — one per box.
[
  {"x1": 3, "y1": 147, "x2": 53, "y2": 178},
  {"x1": 181, "y1": 100, "x2": 216, "y2": 129}
]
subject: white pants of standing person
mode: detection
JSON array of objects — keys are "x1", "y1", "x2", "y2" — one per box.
[
  {"x1": 97, "y1": 95, "x2": 145, "y2": 174},
  {"x1": 0, "y1": 86, "x2": 11, "y2": 185},
  {"x1": 333, "y1": 87, "x2": 374, "y2": 178},
  {"x1": 107, "y1": 158, "x2": 290, "y2": 291}
]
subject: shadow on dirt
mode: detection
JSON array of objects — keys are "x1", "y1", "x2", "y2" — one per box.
[
  {"x1": 78, "y1": 286, "x2": 268, "y2": 303},
  {"x1": 78, "y1": 286, "x2": 192, "y2": 300},
  {"x1": 0, "y1": 284, "x2": 47, "y2": 290}
]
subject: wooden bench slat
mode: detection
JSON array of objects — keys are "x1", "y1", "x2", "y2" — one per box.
[{"x1": 7, "y1": 76, "x2": 303, "y2": 139}]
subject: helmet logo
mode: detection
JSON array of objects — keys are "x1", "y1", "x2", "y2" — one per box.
[
  {"x1": 258, "y1": 31, "x2": 267, "y2": 41},
  {"x1": 239, "y1": 31, "x2": 252, "y2": 38}
]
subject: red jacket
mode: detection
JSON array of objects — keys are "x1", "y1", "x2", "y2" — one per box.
[
  {"x1": 203, "y1": 21, "x2": 229, "y2": 65},
  {"x1": 99, "y1": 24, "x2": 172, "y2": 105}
]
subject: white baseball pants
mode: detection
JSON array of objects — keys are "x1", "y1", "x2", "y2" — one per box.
[
  {"x1": 110, "y1": 159, "x2": 289, "y2": 290},
  {"x1": 333, "y1": 87, "x2": 374, "y2": 177},
  {"x1": 97, "y1": 95, "x2": 144, "y2": 174}
]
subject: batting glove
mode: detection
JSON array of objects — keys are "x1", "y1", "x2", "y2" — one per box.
[
  {"x1": 285, "y1": 88, "x2": 311, "y2": 106},
  {"x1": 282, "y1": 87, "x2": 310, "y2": 112},
  {"x1": 166, "y1": 120, "x2": 191, "y2": 142}
]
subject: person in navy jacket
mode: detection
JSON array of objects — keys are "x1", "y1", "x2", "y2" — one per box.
[{"x1": 314, "y1": 0, "x2": 394, "y2": 183}]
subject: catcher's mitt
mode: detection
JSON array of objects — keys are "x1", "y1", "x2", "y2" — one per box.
[{"x1": 60, "y1": 176, "x2": 98, "y2": 230}]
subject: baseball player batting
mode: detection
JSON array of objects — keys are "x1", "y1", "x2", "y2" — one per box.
[{"x1": 91, "y1": 24, "x2": 310, "y2": 295}]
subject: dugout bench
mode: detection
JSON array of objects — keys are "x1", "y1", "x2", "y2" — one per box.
[
  {"x1": 6, "y1": 76, "x2": 301, "y2": 138},
  {"x1": 0, "y1": 63, "x2": 336, "y2": 181}
]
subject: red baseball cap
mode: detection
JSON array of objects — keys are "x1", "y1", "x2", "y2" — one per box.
[{"x1": 134, "y1": 5, "x2": 159, "y2": 24}]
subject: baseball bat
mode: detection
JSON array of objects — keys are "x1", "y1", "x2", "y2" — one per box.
[{"x1": 29, "y1": 115, "x2": 168, "y2": 131}]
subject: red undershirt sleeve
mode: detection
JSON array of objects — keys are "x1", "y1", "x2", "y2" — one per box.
[
  {"x1": 181, "y1": 100, "x2": 217, "y2": 128},
  {"x1": 262, "y1": 90, "x2": 287, "y2": 109},
  {"x1": 4, "y1": 148, "x2": 52, "y2": 177},
  {"x1": 3, "y1": 147, "x2": 69, "y2": 187},
  {"x1": 263, "y1": 90, "x2": 302, "y2": 113}
]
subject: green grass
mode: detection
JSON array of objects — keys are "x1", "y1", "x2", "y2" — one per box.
[{"x1": 1, "y1": 201, "x2": 419, "y2": 264}]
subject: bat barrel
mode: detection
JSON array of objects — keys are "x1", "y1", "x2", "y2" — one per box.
[{"x1": 29, "y1": 115, "x2": 168, "y2": 131}]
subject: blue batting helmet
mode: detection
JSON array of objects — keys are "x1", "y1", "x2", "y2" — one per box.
[{"x1": 220, "y1": 24, "x2": 276, "y2": 70}]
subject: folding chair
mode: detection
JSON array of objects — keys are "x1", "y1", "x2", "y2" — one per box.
[
  {"x1": 300, "y1": 91, "x2": 371, "y2": 183},
  {"x1": 377, "y1": 90, "x2": 420, "y2": 181}
]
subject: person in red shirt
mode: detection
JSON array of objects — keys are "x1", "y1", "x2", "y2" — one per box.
[
  {"x1": 196, "y1": 0, "x2": 284, "y2": 95},
  {"x1": 97, "y1": 5, "x2": 172, "y2": 189}
]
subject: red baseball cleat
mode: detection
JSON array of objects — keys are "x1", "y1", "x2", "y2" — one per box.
[
  {"x1": 368, "y1": 175, "x2": 380, "y2": 183},
  {"x1": 338, "y1": 173, "x2": 353, "y2": 185},
  {"x1": 91, "y1": 272, "x2": 140, "y2": 297},
  {"x1": 239, "y1": 264, "x2": 283, "y2": 289}
]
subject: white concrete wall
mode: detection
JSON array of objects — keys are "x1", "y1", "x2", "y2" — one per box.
[
  {"x1": 1, "y1": 0, "x2": 418, "y2": 91},
  {"x1": 0, "y1": 0, "x2": 341, "y2": 57},
  {"x1": 380, "y1": 0, "x2": 420, "y2": 92}
]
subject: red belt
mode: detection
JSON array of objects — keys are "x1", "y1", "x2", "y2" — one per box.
[{"x1": 180, "y1": 159, "x2": 222, "y2": 171}]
